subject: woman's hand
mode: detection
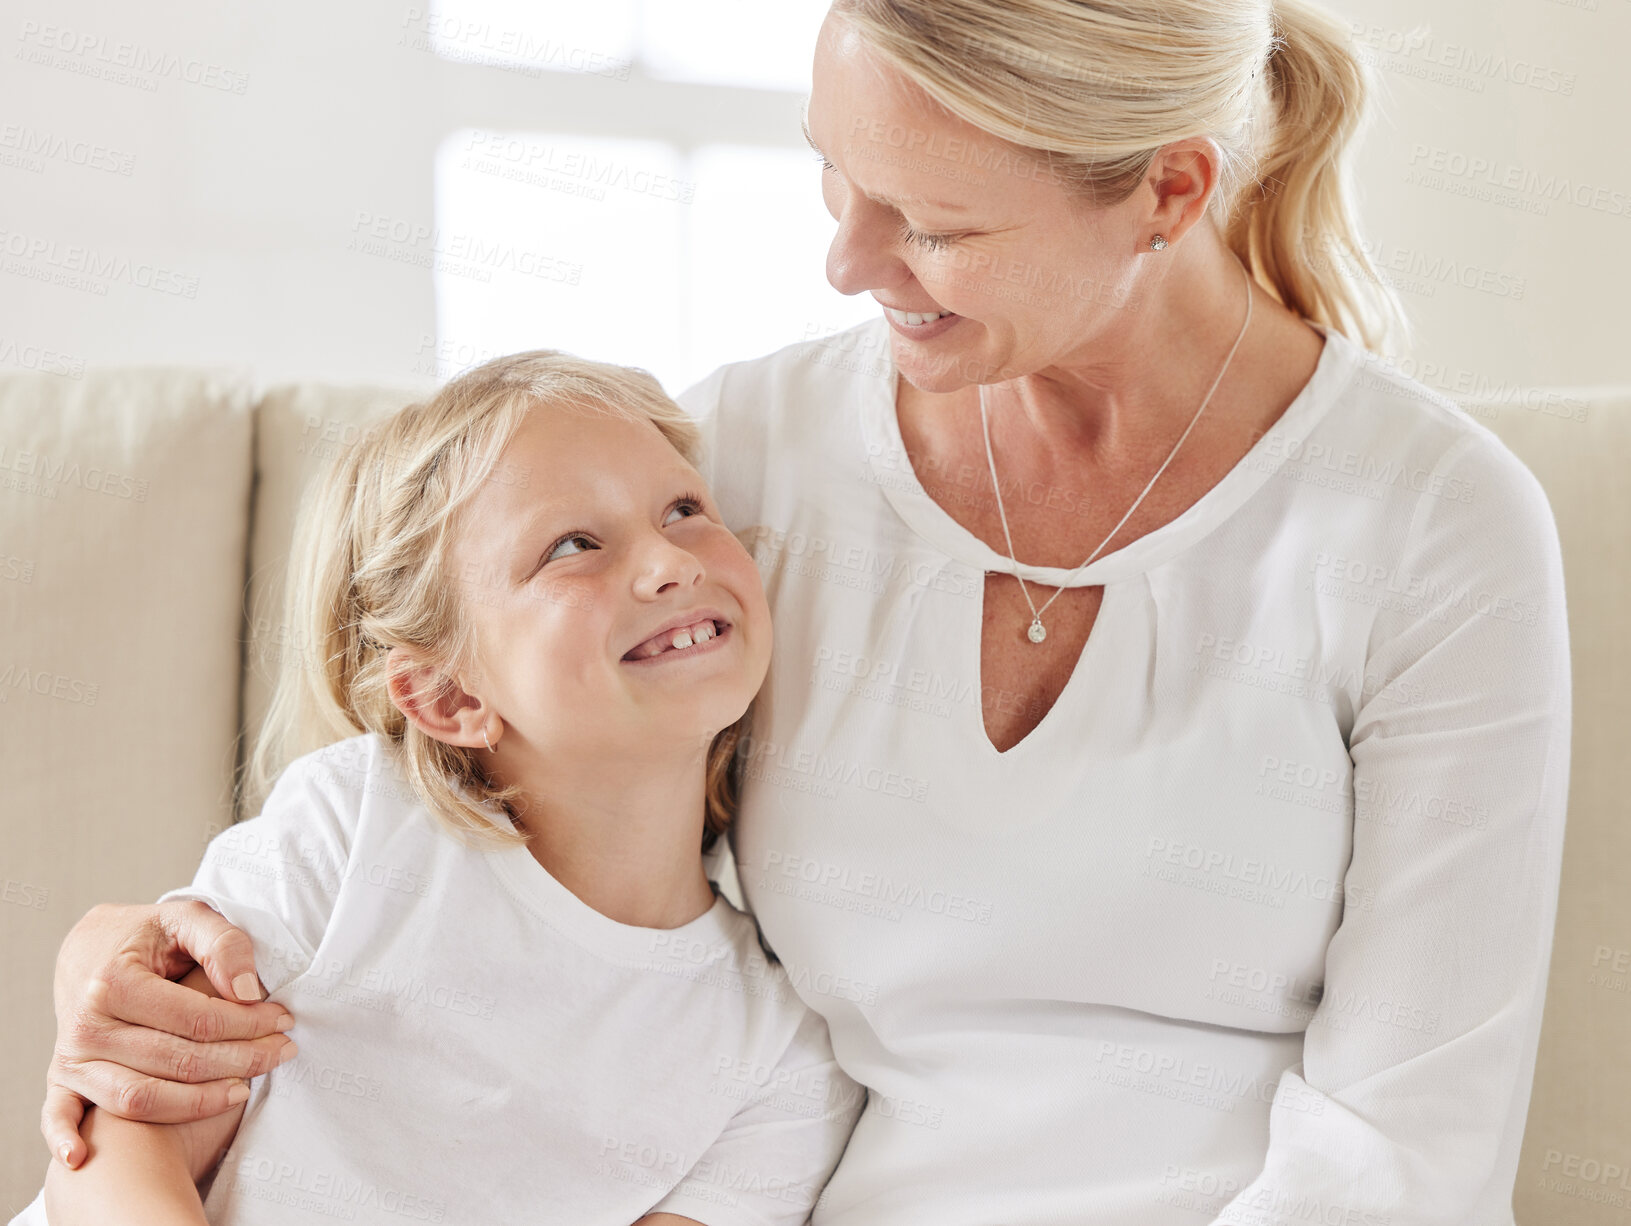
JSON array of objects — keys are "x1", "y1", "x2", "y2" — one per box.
[{"x1": 42, "y1": 900, "x2": 297, "y2": 1168}]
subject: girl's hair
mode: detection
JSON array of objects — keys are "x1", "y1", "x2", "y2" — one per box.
[
  {"x1": 245, "y1": 350, "x2": 745, "y2": 851},
  {"x1": 832, "y1": 0, "x2": 1410, "y2": 354}
]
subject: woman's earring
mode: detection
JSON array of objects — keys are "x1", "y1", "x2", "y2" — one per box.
[
  {"x1": 483, "y1": 725, "x2": 498, "y2": 753},
  {"x1": 1149, "y1": 234, "x2": 1169, "y2": 251}
]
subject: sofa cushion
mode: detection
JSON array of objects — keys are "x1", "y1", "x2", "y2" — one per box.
[
  {"x1": 240, "y1": 382, "x2": 428, "y2": 804},
  {"x1": 0, "y1": 367, "x2": 253, "y2": 1202}
]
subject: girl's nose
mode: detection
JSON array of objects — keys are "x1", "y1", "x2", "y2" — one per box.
[{"x1": 632, "y1": 532, "x2": 705, "y2": 599}]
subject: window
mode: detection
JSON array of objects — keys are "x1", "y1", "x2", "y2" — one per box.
[{"x1": 426, "y1": 3, "x2": 872, "y2": 392}]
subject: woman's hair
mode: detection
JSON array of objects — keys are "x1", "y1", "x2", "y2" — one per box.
[
  {"x1": 832, "y1": 0, "x2": 1410, "y2": 354},
  {"x1": 245, "y1": 350, "x2": 746, "y2": 851}
]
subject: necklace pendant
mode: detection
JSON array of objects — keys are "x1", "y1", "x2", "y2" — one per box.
[{"x1": 1026, "y1": 618, "x2": 1047, "y2": 644}]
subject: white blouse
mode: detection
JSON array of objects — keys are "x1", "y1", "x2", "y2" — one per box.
[{"x1": 681, "y1": 315, "x2": 1571, "y2": 1226}]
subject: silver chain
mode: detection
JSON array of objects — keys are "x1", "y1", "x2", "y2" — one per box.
[{"x1": 976, "y1": 258, "x2": 1254, "y2": 644}]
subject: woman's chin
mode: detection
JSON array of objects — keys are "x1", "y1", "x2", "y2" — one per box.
[{"x1": 892, "y1": 339, "x2": 994, "y2": 394}]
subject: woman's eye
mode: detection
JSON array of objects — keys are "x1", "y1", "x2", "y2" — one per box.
[
  {"x1": 544, "y1": 533, "x2": 597, "y2": 563},
  {"x1": 901, "y1": 223, "x2": 955, "y2": 253}
]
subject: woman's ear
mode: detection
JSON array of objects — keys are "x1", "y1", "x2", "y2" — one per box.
[
  {"x1": 1143, "y1": 137, "x2": 1222, "y2": 248},
  {"x1": 385, "y1": 647, "x2": 490, "y2": 750}
]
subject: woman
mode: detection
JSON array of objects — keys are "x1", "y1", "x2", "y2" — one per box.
[{"x1": 38, "y1": 1, "x2": 1570, "y2": 1223}]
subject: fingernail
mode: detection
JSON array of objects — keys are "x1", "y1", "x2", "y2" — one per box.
[
  {"x1": 226, "y1": 1083, "x2": 250, "y2": 1106},
  {"x1": 276, "y1": 1041, "x2": 299, "y2": 1065},
  {"x1": 274, "y1": 1013, "x2": 295, "y2": 1032},
  {"x1": 232, "y1": 973, "x2": 262, "y2": 1002},
  {"x1": 57, "y1": 1142, "x2": 74, "y2": 1166}
]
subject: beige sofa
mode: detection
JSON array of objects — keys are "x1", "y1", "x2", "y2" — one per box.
[{"x1": 1, "y1": 367, "x2": 1627, "y2": 1223}]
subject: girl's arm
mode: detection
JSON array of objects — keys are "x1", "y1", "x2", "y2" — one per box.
[{"x1": 44, "y1": 967, "x2": 252, "y2": 1225}]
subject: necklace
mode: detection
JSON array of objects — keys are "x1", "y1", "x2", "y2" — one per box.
[{"x1": 977, "y1": 258, "x2": 1254, "y2": 645}]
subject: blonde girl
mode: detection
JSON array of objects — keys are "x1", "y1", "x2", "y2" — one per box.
[{"x1": 24, "y1": 351, "x2": 861, "y2": 1226}]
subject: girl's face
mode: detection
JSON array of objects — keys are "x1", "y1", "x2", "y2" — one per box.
[{"x1": 449, "y1": 403, "x2": 771, "y2": 766}]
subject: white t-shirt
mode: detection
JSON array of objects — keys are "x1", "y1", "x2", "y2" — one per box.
[
  {"x1": 681, "y1": 316, "x2": 1571, "y2": 1226},
  {"x1": 14, "y1": 733, "x2": 862, "y2": 1226}
]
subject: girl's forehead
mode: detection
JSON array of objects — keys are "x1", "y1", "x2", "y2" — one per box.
[{"x1": 500, "y1": 403, "x2": 691, "y2": 482}]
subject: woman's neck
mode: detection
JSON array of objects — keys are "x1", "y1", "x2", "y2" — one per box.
[{"x1": 498, "y1": 742, "x2": 717, "y2": 930}]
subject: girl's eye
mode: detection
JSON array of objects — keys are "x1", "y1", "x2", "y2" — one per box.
[
  {"x1": 901, "y1": 223, "x2": 955, "y2": 253},
  {"x1": 544, "y1": 533, "x2": 597, "y2": 563},
  {"x1": 664, "y1": 494, "x2": 706, "y2": 525},
  {"x1": 816, "y1": 154, "x2": 836, "y2": 173}
]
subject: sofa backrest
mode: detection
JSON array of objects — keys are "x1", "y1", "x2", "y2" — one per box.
[{"x1": 0, "y1": 368, "x2": 257, "y2": 1206}]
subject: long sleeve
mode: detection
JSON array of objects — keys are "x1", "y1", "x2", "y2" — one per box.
[{"x1": 1212, "y1": 430, "x2": 1572, "y2": 1225}]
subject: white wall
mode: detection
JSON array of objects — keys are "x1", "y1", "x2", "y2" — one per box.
[{"x1": 2, "y1": 0, "x2": 1627, "y2": 396}]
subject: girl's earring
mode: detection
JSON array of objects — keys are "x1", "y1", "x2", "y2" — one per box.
[{"x1": 1149, "y1": 234, "x2": 1168, "y2": 251}]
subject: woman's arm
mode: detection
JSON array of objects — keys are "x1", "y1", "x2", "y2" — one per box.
[
  {"x1": 44, "y1": 967, "x2": 253, "y2": 1225},
  {"x1": 43, "y1": 900, "x2": 295, "y2": 1168},
  {"x1": 1211, "y1": 435, "x2": 1572, "y2": 1223}
]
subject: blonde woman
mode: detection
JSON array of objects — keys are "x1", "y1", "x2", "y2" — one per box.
[
  {"x1": 40, "y1": 1, "x2": 1569, "y2": 1222},
  {"x1": 17, "y1": 352, "x2": 861, "y2": 1224}
]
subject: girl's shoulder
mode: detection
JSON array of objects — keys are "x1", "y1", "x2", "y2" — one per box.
[
  {"x1": 263, "y1": 731, "x2": 430, "y2": 843},
  {"x1": 279, "y1": 731, "x2": 404, "y2": 802}
]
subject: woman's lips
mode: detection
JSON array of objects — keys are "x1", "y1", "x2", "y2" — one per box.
[{"x1": 882, "y1": 309, "x2": 961, "y2": 340}]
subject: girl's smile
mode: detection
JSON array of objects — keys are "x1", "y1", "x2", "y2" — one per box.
[{"x1": 621, "y1": 613, "x2": 735, "y2": 665}]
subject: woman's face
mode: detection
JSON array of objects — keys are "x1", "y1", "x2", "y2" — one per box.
[
  {"x1": 806, "y1": 13, "x2": 1153, "y2": 392},
  {"x1": 448, "y1": 405, "x2": 772, "y2": 766}
]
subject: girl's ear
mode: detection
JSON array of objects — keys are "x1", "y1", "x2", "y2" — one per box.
[{"x1": 386, "y1": 647, "x2": 490, "y2": 750}]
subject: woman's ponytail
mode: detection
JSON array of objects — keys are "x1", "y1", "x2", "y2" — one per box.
[{"x1": 1226, "y1": 0, "x2": 1410, "y2": 353}]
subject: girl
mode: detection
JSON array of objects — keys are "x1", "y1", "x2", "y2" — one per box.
[{"x1": 21, "y1": 351, "x2": 863, "y2": 1225}]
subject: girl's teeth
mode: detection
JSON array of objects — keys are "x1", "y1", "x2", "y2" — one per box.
[{"x1": 638, "y1": 619, "x2": 719, "y2": 658}]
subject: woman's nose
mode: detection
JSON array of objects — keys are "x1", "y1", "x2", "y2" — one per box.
[{"x1": 826, "y1": 201, "x2": 910, "y2": 298}]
